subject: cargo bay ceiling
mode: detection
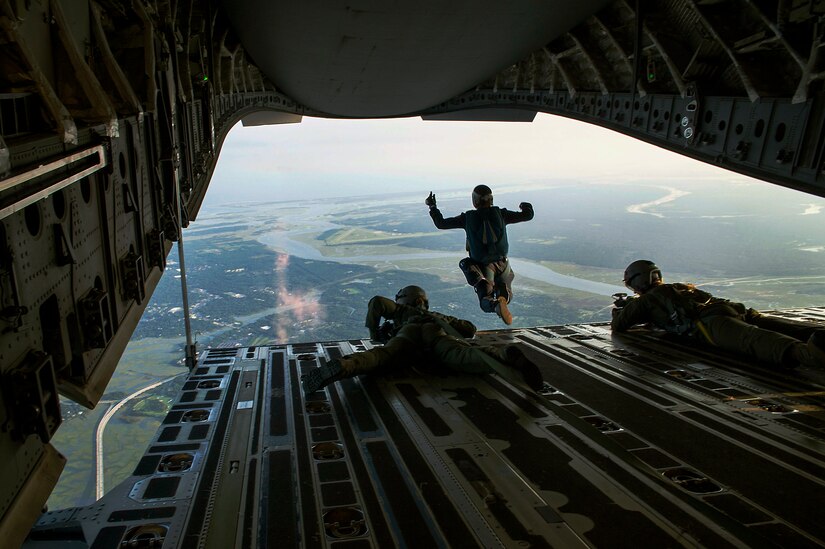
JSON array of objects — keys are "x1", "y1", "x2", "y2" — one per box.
[{"x1": 1, "y1": 0, "x2": 825, "y2": 544}]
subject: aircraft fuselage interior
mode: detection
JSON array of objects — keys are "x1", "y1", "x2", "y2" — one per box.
[{"x1": 2, "y1": 1, "x2": 825, "y2": 547}]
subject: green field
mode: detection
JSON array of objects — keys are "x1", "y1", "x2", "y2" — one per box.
[
  {"x1": 47, "y1": 338, "x2": 187, "y2": 509},
  {"x1": 321, "y1": 227, "x2": 433, "y2": 245}
]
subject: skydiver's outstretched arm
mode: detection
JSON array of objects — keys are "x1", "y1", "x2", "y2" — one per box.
[
  {"x1": 429, "y1": 208, "x2": 465, "y2": 229},
  {"x1": 428, "y1": 208, "x2": 465, "y2": 230},
  {"x1": 502, "y1": 202, "x2": 534, "y2": 224},
  {"x1": 426, "y1": 192, "x2": 465, "y2": 230}
]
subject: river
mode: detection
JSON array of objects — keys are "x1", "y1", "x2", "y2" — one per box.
[{"x1": 257, "y1": 228, "x2": 625, "y2": 297}]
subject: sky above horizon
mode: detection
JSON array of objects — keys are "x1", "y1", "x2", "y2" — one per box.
[{"x1": 201, "y1": 112, "x2": 792, "y2": 206}]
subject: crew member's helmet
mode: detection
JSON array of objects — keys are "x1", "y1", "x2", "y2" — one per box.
[
  {"x1": 395, "y1": 285, "x2": 429, "y2": 310},
  {"x1": 623, "y1": 260, "x2": 663, "y2": 293},
  {"x1": 472, "y1": 184, "x2": 493, "y2": 208}
]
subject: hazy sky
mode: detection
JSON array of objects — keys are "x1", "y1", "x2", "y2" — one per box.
[{"x1": 202, "y1": 112, "x2": 766, "y2": 205}]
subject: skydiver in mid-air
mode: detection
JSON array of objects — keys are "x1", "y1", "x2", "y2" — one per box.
[
  {"x1": 425, "y1": 185, "x2": 534, "y2": 325},
  {"x1": 612, "y1": 259, "x2": 825, "y2": 369},
  {"x1": 301, "y1": 285, "x2": 544, "y2": 395}
]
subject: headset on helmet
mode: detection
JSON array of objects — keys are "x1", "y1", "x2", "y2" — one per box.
[
  {"x1": 623, "y1": 260, "x2": 662, "y2": 293},
  {"x1": 472, "y1": 184, "x2": 493, "y2": 208},
  {"x1": 395, "y1": 285, "x2": 429, "y2": 310}
]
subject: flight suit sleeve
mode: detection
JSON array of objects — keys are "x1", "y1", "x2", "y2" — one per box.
[
  {"x1": 365, "y1": 296, "x2": 397, "y2": 339},
  {"x1": 502, "y1": 203, "x2": 534, "y2": 224},
  {"x1": 693, "y1": 288, "x2": 714, "y2": 302},
  {"x1": 445, "y1": 316, "x2": 477, "y2": 338},
  {"x1": 429, "y1": 207, "x2": 465, "y2": 230},
  {"x1": 611, "y1": 296, "x2": 649, "y2": 332}
]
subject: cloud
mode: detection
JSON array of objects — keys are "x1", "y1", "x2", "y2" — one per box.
[{"x1": 205, "y1": 114, "x2": 747, "y2": 203}]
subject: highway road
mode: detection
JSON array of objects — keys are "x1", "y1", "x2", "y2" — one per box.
[{"x1": 94, "y1": 374, "x2": 186, "y2": 499}]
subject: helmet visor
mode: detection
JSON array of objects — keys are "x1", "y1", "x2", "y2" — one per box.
[{"x1": 625, "y1": 269, "x2": 661, "y2": 292}]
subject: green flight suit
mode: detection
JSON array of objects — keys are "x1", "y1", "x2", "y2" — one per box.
[
  {"x1": 340, "y1": 296, "x2": 505, "y2": 376},
  {"x1": 611, "y1": 283, "x2": 817, "y2": 367}
]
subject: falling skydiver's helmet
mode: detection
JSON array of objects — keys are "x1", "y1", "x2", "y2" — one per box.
[
  {"x1": 623, "y1": 260, "x2": 663, "y2": 293},
  {"x1": 471, "y1": 184, "x2": 493, "y2": 209},
  {"x1": 395, "y1": 285, "x2": 429, "y2": 310}
]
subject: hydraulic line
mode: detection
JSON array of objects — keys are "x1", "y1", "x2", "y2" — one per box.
[{"x1": 175, "y1": 176, "x2": 196, "y2": 371}]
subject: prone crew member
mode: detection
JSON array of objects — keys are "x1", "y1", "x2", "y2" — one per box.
[
  {"x1": 612, "y1": 260, "x2": 825, "y2": 369},
  {"x1": 301, "y1": 285, "x2": 544, "y2": 394}
]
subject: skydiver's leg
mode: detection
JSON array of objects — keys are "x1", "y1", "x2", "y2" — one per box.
[
  {"x1": 459, "y1": 257, "x2": 484, "y2": 285},
  {"x1": 475, "y1": 344, "x2": 543, "y2": 389},
  {"x1": 745, "y1": 309, "x2": 823, "y2": 341},
  {"x1": 460, "y1": 258, "x2": 496, "y2": 313},
  {"x1": 746, "y1": 311, "x2": 825, "y2": 366},
  {"x1": 420, "y1": 324, "x2": 544, "y2": 389},
  {"x1": 493, "y1": 260, "x2": 515, "y2": 303},
  {"x1": 702, "y1": 315, "x2": 801, "y2": 367},
  {"x1": 344, "y1": 323, "x2": 421, "y2": 374},
  {"x1": 421, "y1": 322, "x2": 492, "y2": 374},
  {"x1": 477, "y1": 263, "x2": 498, "y2": 313},
  {"x1": 489, "y1": 260, "x2": 514, "y2": 324}
]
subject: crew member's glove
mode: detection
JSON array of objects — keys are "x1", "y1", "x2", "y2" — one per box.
[
  {"x1": 425, "y1": 192, "x2": 437, "y2": 208},
  {"x1": 519, "y1": 202, "x2": 531, "y2": 211},
  {"x1": 612, "y1": 292, "x2": 630, "y2": 308},
  {"x1": 374, "y1": 321, "x2": 395, "y2": 343}
]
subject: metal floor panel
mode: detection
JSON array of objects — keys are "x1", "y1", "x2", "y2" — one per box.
[{"x1": 24, "y1": 308, "x2": 825, "y2": 548}]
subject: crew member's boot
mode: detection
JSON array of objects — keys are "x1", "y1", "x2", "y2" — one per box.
[
  {"x1": 800, "y1": 332, "x2": 825, "y2": 367},
  {"x1": 503, "y1": 345, "x2": 543, "y2": 390},
  {"x1": 302, "y1": 357, "x2": 355, "y2": 395},
  {"x1": 787, "y1": 332, "x2": 825, "y2": 368},
  {"x1": 301, "y1": 356, "x2": 374, "y2": 396},
  {"x1": 810, "y1": 332, "x2": 825, "y2": 366}
]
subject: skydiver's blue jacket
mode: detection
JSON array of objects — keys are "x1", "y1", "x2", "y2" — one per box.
[{"x1": 429, "y1": 204, "x2": 534, "y2": 264}]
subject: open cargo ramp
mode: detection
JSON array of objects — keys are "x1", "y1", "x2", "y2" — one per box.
[{"x1": 25, "y1": 307, "x2": 825, "y2": 548}]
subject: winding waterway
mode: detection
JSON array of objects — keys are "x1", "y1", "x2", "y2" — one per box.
[{"x1": 257, "y1": 227, "x2": 625, "y2": 297}]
